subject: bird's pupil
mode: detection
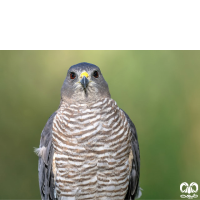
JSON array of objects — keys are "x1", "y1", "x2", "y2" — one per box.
[
  {"x1": 70, "y1": 72, "x2": 76, "y2": 79},
  {"x1": 93, "y1": 71, "x2": 99, "y2": 78}
]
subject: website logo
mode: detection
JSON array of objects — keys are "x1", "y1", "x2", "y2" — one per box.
[{"x1": 180, "y1": 182, "x2": 198, "y2": 199}]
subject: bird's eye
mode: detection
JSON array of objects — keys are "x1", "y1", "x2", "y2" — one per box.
[
  {"x1": 70, "y1": 72, "x2": 76, "y2": 79},
  {"x1": 93, "y1": 71, "x2": 99, "y2": 78}
]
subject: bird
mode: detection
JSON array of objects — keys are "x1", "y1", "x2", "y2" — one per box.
[{"x1": 35, "y1": 62, "x2": 141, "y2": 200}]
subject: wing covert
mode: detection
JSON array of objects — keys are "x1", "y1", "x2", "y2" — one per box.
[
  {"x1": 121, "y1": 109, "x2": 141, "y2": 200},
  {"x1": 36, "y1": 112, "x2": 57, "y2": 200}
]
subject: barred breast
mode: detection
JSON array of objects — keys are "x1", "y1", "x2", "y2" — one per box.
[{"x1": 52, "y1": 98, "x2": 132, "y2": 200}]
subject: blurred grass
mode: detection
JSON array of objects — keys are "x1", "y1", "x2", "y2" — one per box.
[{"x1": 0, "y1": 51, "x2": 200, "y2": 199}]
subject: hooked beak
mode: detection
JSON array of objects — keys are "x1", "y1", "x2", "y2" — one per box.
[{"x1": 80, "y1": 76, "x2": 89, "y2": 90}]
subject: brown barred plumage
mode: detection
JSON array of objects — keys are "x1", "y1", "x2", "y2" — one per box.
[{"x1": 52, "y1": 98, "x2": 132, "y2": 200}]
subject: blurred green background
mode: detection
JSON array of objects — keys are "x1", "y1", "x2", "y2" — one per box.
[{"x1": 0, "y1": 51, "x2": 200, "y2": 199}]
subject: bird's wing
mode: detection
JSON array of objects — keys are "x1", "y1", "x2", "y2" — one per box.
[
  {"x1": 35, "y1": 112, "x2": 57, "y2": 200},
  {"x1": 121, "y1": 109, "x2": 142, "y2": 200}
]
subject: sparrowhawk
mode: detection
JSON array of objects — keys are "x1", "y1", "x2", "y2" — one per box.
[{"x1": 35, "y1": 62, "x2": 141, "y2": 200}]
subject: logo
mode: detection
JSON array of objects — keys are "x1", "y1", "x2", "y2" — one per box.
[{"x1": 180, "y1": 182, "x2": 198, "y2": 199}]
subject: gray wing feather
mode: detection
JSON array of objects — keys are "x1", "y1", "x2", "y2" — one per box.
[
  {"x1": 38, "y1": 112, "x2": 57, "y2": 200},
  {"x1": 121, "y1": 109, "x2": 141, "y2": 200}
]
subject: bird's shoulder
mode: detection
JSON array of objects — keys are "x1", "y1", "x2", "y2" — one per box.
[
  {"x1": 120, "y1": 109, "x2": 138, "y2": 140},
  {"x1": 40, "y1": 111, "x2": 57, "y2": 147}
]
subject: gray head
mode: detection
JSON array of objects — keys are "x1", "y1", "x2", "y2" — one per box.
[{"x1": 61, "y1": 62, "x2": 111, "y2": 103}]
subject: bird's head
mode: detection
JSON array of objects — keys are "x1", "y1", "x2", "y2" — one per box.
[{"x1": 61, "y1": 62, "x2": 111, "y2": 103}]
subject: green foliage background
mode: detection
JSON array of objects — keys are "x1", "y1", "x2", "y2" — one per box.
[{"x1": 0, "y1": 51, "x2": 200, "y2": 199}]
